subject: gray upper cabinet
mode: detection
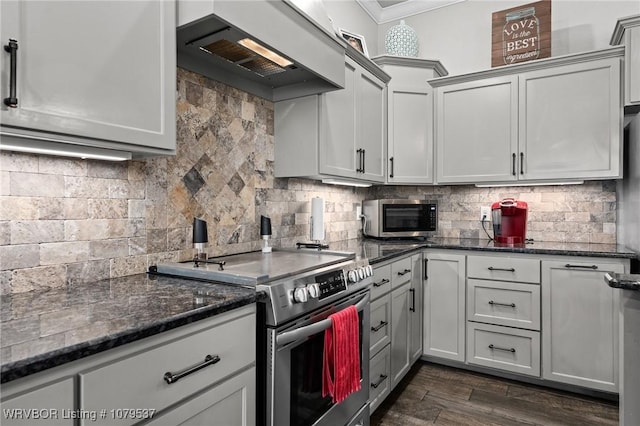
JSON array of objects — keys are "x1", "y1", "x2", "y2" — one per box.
[
  {"x1": 275, "y1": 53, "x2": 389, "y2": 183},
  {"x1": 372, "y1": 56, "x2": 447, "y2": 185},
  {"x1": 0, "y1": 0, "x2": 176, "y2": 157},
  {"x1": 611, "y1": 14, "x2": 640, "y2": 111},
  {"x1": 432, "y1": 47, "x2": 623, "y2": 185},
  {"x1": 435, "y1": 75, "x2": 518, "y2": 184}
]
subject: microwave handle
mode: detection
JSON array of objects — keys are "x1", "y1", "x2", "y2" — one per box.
[{"x1": 276, "y1": 293, "x2": 370, "y2": 347}]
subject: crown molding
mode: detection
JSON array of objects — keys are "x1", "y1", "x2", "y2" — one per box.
[{"x1": 355, "y1": 0, "x2": 467, "y2": 24}]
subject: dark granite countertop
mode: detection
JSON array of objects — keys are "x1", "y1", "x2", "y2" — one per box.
[
  {"x1": 331, "y1": 237, "x2": 639, "y2": 264},
  {"x1": 605, "y1": 273, "x2": 640, "y2": 290},
  {"x1": 0, "y1": 273, "x2": 256, "y2": 384}
]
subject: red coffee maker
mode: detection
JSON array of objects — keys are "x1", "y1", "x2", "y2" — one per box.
[{"x1": 491, "y1": 198, "x2": 528, "y2": 245}]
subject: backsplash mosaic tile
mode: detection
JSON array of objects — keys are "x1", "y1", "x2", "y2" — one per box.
[{"x1": 0, "y1": 67, "x2": 619, "y2": 294}]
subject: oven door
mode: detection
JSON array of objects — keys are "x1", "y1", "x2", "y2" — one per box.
[{"x1": 267, "y1": 289, "x2": 370, "y2": 426}]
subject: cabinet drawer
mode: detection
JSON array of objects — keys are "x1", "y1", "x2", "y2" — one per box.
[
  {"x1": 369, "y1": 344, "x2": 391, "y2": 414},
  {"x1": 391, "y1": 256, "x2": 413, "y2": 289},
  {"x1": 467, "y1": 255, "x2": 540, "y2": 283},
  {"x1": 371, "y1": 264, "x2": 392, "y2": 300},
  {"x1": 468, "y1": 279, "x2": 540, "y2": 330},
  {"x1": 467, "y1": 322, "x2": 540, "y2": 377},
  {"x1": 80, "y1": 312, "x2": 256, "y2": 426},
  {"x1": 370, "y1": 294, "x2": 391, "y2": 356}
]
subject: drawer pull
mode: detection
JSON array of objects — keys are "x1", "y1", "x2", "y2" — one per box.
[
  {"x1": 371, "y1": 321, "x2": 388, "y2": 332},
  {"x1": 373, "y1": 278, "x2": 390, "y2": 288},
  {"x1": 564, "y1": 264, "x2": 598, "y2": 270},
  {"x1": 488, "y1": 267, "x2": 515, "y2": 272},
  {"x1": 397, "y1": 269, "x2": 411, "y2": 276},
  {"x1": 164, "y1": 354, "x2": 220, "y2": 385},
  {"x1": 488, "y1": 344, "x2": 516, "y2": 353},
  {"x1": 371, "y1": 374, "x2": 388, "y2": 389},
  {"x1": 488, "y1": 300, "x2": 516, "y2": 308}
]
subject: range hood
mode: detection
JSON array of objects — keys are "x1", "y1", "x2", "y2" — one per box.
[{"x1": 177, "y1": 0, "x2": 346, "y2": 102}]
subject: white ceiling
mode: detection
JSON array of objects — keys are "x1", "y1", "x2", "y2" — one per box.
[{"x1": 357, "y1": 0, "x2": 467, "y2": 24}]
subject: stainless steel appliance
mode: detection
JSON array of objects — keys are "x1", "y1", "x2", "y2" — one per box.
[
  {"x1": 151, "y1": 246, "x2": 372, "y2": 426},
  {"x1": 362, "y1": 199, "x2": 437, "y2": 238}
]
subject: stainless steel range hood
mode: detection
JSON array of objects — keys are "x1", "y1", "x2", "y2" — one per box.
[{"x1": 177, "y1": 0, "x2": 346, "y2": 101}]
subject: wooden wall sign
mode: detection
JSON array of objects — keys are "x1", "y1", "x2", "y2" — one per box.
[{"x1": 492, "y1": 0, "x2": 551, "y2": 67}]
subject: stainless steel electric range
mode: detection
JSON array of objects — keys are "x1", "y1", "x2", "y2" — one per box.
[{"x1": 150, "y1": 246, "x2": 373, "y2": 426}]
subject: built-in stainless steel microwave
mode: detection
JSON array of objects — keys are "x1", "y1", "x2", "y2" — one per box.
[{"x1": 362, "y1": 199, "x2": 437, "y2": 238}]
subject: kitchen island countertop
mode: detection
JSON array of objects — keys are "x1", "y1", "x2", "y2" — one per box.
[{"x1": 0, "y1": 274, "x2": 256, "y2": 383}]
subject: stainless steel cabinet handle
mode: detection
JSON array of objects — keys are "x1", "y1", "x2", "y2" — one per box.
[
  {"x1": 164, "y1": 354, "x2": 220, "y2": 384},
  {"x1": 4, "y1": 39, "x2": 18, "y2": 108},
  {"x1": 488, "y1": 300, "x2": 516, "y2": 308},
  {"x1": 371, "y1": 321, "x2": 388, "y2": 332},
  {"x1": 397, "y1": 269, "x2": 411, "y2": 276},
  {"x1": 565, "y1": 264, "x2": 598, "y2": 270},
  {"x1": 512, "y1": 153, "x2": 516, "y2": 176},
  {"x1": 371, "y1": 374, "x2": 388, "y2": 389},
  {"x1": 389, "y1": 157, "x2": 394, "y2": 178},
  {"x1": 488, "y1": 344, "x2": 515, "y2": 353},
  {"x1": 373, "y1": 278, "x2": 389, "y2": 288},
  {"x1": 488, "y1": 267, "x2": 515, "y2": 272}
]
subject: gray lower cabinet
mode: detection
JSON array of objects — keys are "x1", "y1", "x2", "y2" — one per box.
[
  {"x1": 368, "y1": 345, "x2": 391, "y2": 414},
  {"x1": 423, "y1": 251, "x2": 466, "y2": 362},
  {"x1": 542, "y1": 259, "x2": 625, "y2": 393},
  {"x1": 145, "y1": 367, "x2": 255, "y2": 426},
  {"x1": 390, "y1": 256, "x2": 414, "y2": 388},
  {"x1": 370, "y1": 252, "x2": 422, "y2": 412},
  {"x1": 0, "y1": 0, "x2": 176, "y2": 157},
  {"x1": 409, "y1": 254, "x2": 423, "y2": 364},
  {"x1": 0, "y1": 305, "x2": 256, "y2": 426},
  {"x1": 0, "y1": 378, "x2": 74, "y2": 426}
]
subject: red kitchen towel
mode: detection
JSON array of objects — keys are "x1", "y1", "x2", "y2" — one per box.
[{"x1": 322, "y1": 305, "x2": 361, "y2": 404}]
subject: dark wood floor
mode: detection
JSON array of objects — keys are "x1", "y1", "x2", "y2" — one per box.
[{"x1": 371, "y1": 362, "x2": 619, "y2": 425}]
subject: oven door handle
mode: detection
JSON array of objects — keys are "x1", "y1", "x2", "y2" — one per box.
[{"x1": 276, "y1": 293, "x2": 370, "y2": 347}]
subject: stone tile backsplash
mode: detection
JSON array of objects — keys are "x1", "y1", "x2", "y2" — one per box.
[{"x1": 0, "y1": 68, "x2": 617, "y2": 294}]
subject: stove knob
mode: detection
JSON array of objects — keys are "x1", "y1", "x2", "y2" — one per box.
[
  {"x1": 347, "y1": 270, "x2": 358, "y2": 283},
  {"x1": 293, "y1": 287, "x2": 309, "y2": 303},
  {"x1": 307, "y1": 283, "x2": 320, "y2": 299},
  {"x1": 357, "y1": 268, "x2": 365, "y2": 280},
  {"x1": 365, "y1": 265, "x2": 373, "y2": 277}
]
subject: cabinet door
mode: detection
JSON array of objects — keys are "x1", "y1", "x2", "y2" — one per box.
[
  {"x1": 0, "y1": 1, "x2": 175, "y2": 153},
  {"x1": 541, "y1": 260, "x2": 624, "y2": 392},
  {"x1": 319, "y1": 59, "x2": 357, "y2": 178},
  {"x1": 409, "y1": 253, "x2": 423, "y2": 364},
  {"x1": 390, "y1": 281, "x2": 411, "y2": 389},
  {"x1": 358, "y1": 67, "x2": 386, "y2": 182},
  {"x1": 1, "y1": 378, "x2": 74, "y2": 426},
  {"x1": 423, "y1": 252, "x2": 466, "y2": 361},
  {"x1": 145, "y1": 367, "x2": 255, "y2": 426},
  {"x1": 435, "y1": 76, "x2": 518, "y2": 184},
  {"x1": 519, "y1": 58, "x2": 621, "y2": 180},
  {"x1": 388, "y1": 86, "x2": 433, "y2": 184},
  {"x1": 626, "y1": 25, "x2": 640, "y2": 106}
]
